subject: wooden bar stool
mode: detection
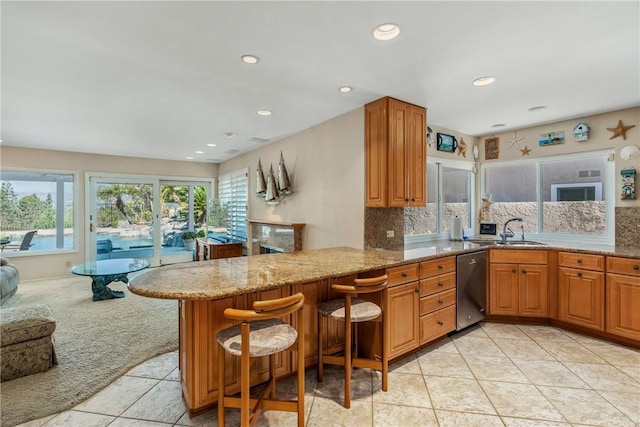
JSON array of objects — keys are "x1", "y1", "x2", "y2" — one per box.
[
  {"x1": 317, "y1": 275, "x2": 389, "y2": 408},
  {"x1": 216, "y1": 292, "x2": 305, "y2": 427}
]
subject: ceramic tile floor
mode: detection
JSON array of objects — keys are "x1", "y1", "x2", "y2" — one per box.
[{"x1": 18, "y1": 322, "x2": 640, "y2": 427}]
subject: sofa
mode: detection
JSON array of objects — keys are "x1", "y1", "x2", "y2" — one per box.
[{"x1": 0, "y1": 257, "x2": 19, "y2": 305}]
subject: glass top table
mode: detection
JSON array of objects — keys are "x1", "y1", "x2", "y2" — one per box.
[{"x1": 71, "y1": 258, "x2": 150, "y2": 301}]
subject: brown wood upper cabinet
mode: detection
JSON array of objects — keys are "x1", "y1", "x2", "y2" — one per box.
[{"x1": 365, "y1": 96, "x2": 427, "y2": 207}]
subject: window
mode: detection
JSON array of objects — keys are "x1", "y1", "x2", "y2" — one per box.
[
  {"x1": 482, "y1": 150, "x2": 613, "y2": 241},
  {"x1": 0, "y1": 169, "x2": 76, "y2": 254},
  {"x1": 405, "y1": 159, "x2": 473, "y2": 240},
  {"x1": 217, "y1": 168, "x2": 248, "y2": 241}
]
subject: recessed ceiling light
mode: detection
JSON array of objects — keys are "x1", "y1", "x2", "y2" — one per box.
[
  {"x1": 373, "y1": 23, "x2": 400, "y2": 41},
  {"x1": 338, "y1": 86, "x2": 352, "y2": 93},
  {"x1": 472, "y1": 76, "x2": 496, "y2": 87},
  {"x1": 257, "y1": 110, "x2": 272, "y2": 116},
  {"x1": 241, "y1": 55, "x2": 259, "y2": 64},
  {"x1": 207, "y1": 143, "x2": 217, "y2": 147},
  {"x1": 223, "y1": 132, "x2": 237, "y2": 139},
  {"x1": 195, "y1": 150, "x2": 204, "y2": 154},
  {"x1": 491, "y1": 123, "x2": 506, "y2": 128},
  {"x1": 185, "y1": 156, "x2": 194, "y2": 160},
  {"x1": 528, "y1": 106, "x2": 547, "y2": 112}
]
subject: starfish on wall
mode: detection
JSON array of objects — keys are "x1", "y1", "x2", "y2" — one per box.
[
  {"x1": 458, "y1": 138, "x2": 467, "y2": 157},
  {"x1": 506, "y1": 132, "x2": 524, "y2": 150},
  {"x1": 607, "y1": 120, "x2": 636, "y2": 140},
  {"x1": 520, "y1": 145, "x2": 532, "y2": 156}
]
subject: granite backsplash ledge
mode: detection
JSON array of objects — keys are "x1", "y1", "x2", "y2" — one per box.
[{"x1": 616, "y1": 207, "x2": 640, "y2": 248}]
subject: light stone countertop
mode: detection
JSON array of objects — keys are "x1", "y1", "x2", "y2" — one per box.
[{"x1": 128, "y1": 241, "x2": 640, "y2": 301}]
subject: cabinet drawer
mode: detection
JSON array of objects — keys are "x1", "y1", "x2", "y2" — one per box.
[
  {"x1": 419, "y1": 272, "x2": 456, "y2": 296},
  {"x1": 419, "y1": 305, "x2": 456, "y2": 345},
  {"x1": 490, "y1": 249, "x2": 547, "y2": 264},
  {"x1": 386, "y1": 263, "x2": 419, "y2": 286},
  {"x1": 559, "y1": 252, "x2": 604, "y2": 271},
  {"x1": 420, "y1": 256, "x2": 456, "y2": 278},
  {"x1": 420, "y1": 289, "x2": 456, "y2": 315},
  {"x1": 607, "y1": 256, "x2": 640, "y2": 277}
]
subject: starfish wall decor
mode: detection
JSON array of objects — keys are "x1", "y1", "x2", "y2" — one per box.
[
  {"x1": 520, "y1": 146, "x2": 532, "y2": 156},
  {"x1": 506, "y1": 132, "x2": 524, "y2": 150},
  {"x1": 458, "y1": 138, "x2": 468, "y2": 157},
  {"x1": 607, "y1": 120, "x2": 636, "y2": 140}
]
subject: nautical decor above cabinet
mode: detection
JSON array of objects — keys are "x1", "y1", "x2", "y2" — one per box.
[{"x1": 365, "y1": 96, "x2": 427, "y2": 207}]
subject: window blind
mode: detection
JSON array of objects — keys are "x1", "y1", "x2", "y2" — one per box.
[{"x1": 218, "y1": 168, "x2": 248, "y2": 241}]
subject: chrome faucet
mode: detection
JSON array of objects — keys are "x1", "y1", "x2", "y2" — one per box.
[{"x1": 501, "y1": 217, "x2": 523, "y2": 242}]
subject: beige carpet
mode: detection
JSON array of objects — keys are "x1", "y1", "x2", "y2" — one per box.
[{"x1": 0, "y1": 273, "x2": 178, "y2": 427}]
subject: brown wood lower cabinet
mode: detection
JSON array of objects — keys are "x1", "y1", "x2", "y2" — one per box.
[
  {"x1": 419, "y1": 256, "x2": 457, "y2": 344},
  {"x1": 606, "y1": 256, "x2": 640, "y2": 340},
  {"x1": 488, "y1": 250, "x2": 548, "y2": 317},
  {"x1": 558, "y1": 252, "x2": 605, "y2": 331},
  {"x1": 387, "y1": 281, "x2": 420, "y2": 358}
]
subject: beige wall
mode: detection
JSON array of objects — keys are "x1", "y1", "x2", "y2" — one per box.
[
  {"x1": 476, "y1": 107, "x2": 640, "y2": 208},
  {"x1": 219, "y1": 107, "x2": 365, "y2": 251},
  {"x1": 1, "y1": 146, "x2": 217, "y2": 279}
]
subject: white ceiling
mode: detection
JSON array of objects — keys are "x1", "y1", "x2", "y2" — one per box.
[{"x1": 2, "y1": 1, "x2": 639, "y2": 163}]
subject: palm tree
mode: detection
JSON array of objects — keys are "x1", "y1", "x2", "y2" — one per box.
[{"x1": 97, "y1": 184, "x2": 132, "y2": 224}]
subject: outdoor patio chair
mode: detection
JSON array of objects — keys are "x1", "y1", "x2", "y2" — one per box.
[{"x1": 3, "y1": 231, "x2": 37, "y2": 251}]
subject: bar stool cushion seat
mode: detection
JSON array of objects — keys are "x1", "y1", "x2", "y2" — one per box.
[
  {"x1": 216, "y1": 318, "x2": 298, "y2": 357},
  {"x1": 317, "y1": 297, "x2": 381, "y2": 322}
]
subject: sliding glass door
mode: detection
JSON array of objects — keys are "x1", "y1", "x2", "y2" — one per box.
[
  {"x1": 87, "y1": 177, "x2": 158, "y2": 264},
  {"x1": 86, "y1": 174, "x2": 212, "y2": 266}
]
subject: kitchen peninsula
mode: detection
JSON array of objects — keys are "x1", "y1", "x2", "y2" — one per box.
[{"x1": 129, "y1": 243, "x2": 640, "y2": 415}]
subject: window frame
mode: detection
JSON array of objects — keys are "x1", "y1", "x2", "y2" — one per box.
[
  {"x1": 480, "y1": 149, "x2": 615, "y2": 244},
  {"x1": 0, "y1": 167, "x2": 79, "y2": 257},
  {"x1": 405, "y1": 157, "x2": 475, "y2": 244}
]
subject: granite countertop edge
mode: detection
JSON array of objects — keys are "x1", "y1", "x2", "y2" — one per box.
[{"x1": 128, "y1": 241, "x2": 639, "y2": 300}]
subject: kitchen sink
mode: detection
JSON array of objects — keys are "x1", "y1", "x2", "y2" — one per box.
[
  {"x1": 467, "y1": 239, "x2": 546, "y2": 247},
  {"x1": 495, "y1": 240, "x2": 546, "y2": 246}
]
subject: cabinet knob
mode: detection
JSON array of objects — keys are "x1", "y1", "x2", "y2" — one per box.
[
  {"x1": 415, "y1": 288, "x2": 420, "y2": 293},
  {"x1": 438, "y1": 282, "x2": 443, "y2": 287},
  {"x1": 577, "y1": 272, "x2": 583, "y2": 277},
  {"x1": 437, "y1": 321, "x2": 444, "y2": 326},
  {"x1": 411, "y1": 198, "x2": 415, "y2": 202},
  {"x1": 438, "y1": 265, "x2": 443, "y2": 270},
  {"x1": 438, "y1": 300, "x2": 443, "y2": 304},
  {"x1": 402, "y1": 272, "x2": 408, "y2": 277},
  {"x1": 512, "y1": 268, "x2": 517, "y2": 273},
  {"x1": 577, "y1": 259, "x2": 583, "y2": 263},
  {"x1": 405, "y1": 198, "x2": 409, "y2": 202},
  {"x1": 522, "y1": 269, "x2": 527, "y2": 274},
  {"x1": 634, "y1": 265, "x2": 639, "y2": 270}
]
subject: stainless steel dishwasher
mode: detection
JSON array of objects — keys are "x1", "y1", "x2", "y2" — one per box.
[{"x1": 456, "y1": 250, "x2": 487, "y2": 330}]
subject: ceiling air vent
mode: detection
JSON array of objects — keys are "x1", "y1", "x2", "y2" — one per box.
[
  {"x1": 590, "y1": 170, "x2": 601, "y2": 177},
  {"x1": 224, "y1": 149, "x2": 240, "y2": 154},
  {"x1": 578, "y1": 170, "x2": 589, "y2": 178},
  {"x1": 249, "y1": 137, "x2": 270, "y2": 144},
  {"x1": 206, "y1": 158, "x2": 221, "y2": 163}
]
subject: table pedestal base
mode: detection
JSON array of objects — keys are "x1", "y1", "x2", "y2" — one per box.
[{"x1": 91, "y1": 274, "x2": 128, "y2": 301}]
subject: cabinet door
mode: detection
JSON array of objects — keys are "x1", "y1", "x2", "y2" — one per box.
[
  {"x1": 519, "y1": 264, "x2": 548, "y2": 317},
  {"x1": 558, "y1": 267, "x2": 605, "y2": 330},
  {"x1": 489, "y1": 263, "x2": 519, "y2": 315},
  {"x1": 388, "y1": 282, "x2": 420, "y2": 358},
  {"x1": 407, "y1": 104, "x2": 426, "y2": 206},
  {"x1": 365, "y1": 98, "x2": 388, "y2": 207},
  {"x1": 388, "y1": 98, "x2": 410, "y2": 207},
  {"x1": 606, "y1": 273, "x2": 640, "y2": 340}
]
